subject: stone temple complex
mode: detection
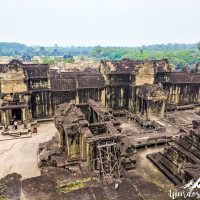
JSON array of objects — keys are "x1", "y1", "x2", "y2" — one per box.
[
  {"x1": 1, "y1": 58, "x2": 199, "y2": 127},
  {"x1": 0, "y1": 58, "x2": 200, "y2": 199}
]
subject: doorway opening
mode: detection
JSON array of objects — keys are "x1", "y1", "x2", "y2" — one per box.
[{"x1": 12, "y1": 109, "x2": 22, "y2": 120}]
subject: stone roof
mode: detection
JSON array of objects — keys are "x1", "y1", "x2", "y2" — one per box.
[
  {"x1": 77, "y1": 75, "x2": 105, "y2": 89},
  {"x1": 60, "y1": 72, "x2": 77, "y2": 79},
  {"x1": 101, "y1": 58, "x2": 170, "y2": 74},
  {"x1": 49, "y1": 69, "x2": 59, "y2": 78},
  {"x1": 156, "y1": 72, "x2": 200, "y2": 84},
  {"x1": 51, "y1": 79, "x2": 76, "y2": 91},
  {"x1": 152, "y1": 59, "x2": 170, "y2": 72},
  {"x1": 50, "y1": 68, "x2": 106, "y2": 91},
  {"x1": 0, "y1": 59, "x2": 49, "y2": 79},
  {"x1": 101, "y1": 58, "x2": 141, "y2": 74},
  {"x1": 23, "y1": 64, "x2": 49, "y2": 79},
  {"x1": 49, "y1": 68, "x2": 100, "y2": 79},
  {"x1": 54, "y1": 103, "x2": 90, "y2": 137}
]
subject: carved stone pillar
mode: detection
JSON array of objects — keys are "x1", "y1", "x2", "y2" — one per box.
[
  {"x1": 4, "y1": 110, "x2": 9, "y2": 131},
  {"x1": 146, "y1": 101, "x2": 151, "y2": 121},
  {"x1": 141, "y1": 98, "x2": 144, "y2": 116},
  {"x1": 1, "y1": 110, "x2": 6, "y2": 129},
  {"x1": 87, "y1": 143, "x2": 90, "y2": 171},
  {"x1": 75, "y1": 91, "x2": 79, "y2": 104},
  {"x1": 136, "y1": 98, "x2": 139, "y2": 114},
  {"x1": 49, "y1": 92, "x2": 53, "y2": 117},
  {"x1": 174, "y1": 85, "x2": 179, "y2": 104},
  {"x1": 101, "y1": 89, "x2": 106, "y2": 107},
  {"x1": 160, "y1": 101, "x2": 165, "y2": 118},
  {"x1": 58, "y1": 131, "x2": 63, "y2": 149}
]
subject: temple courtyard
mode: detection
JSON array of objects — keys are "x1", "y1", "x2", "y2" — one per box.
[{"x1": 0, "y1": 122, "x2": 56, "y2": 179}]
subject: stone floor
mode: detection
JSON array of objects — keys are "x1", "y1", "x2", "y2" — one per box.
[
  {"x1": 133, "y1": 146, "x2": 173, "y2": 191},
  {"x1": 0, "y1": 122, "x2": 56, "y2": 179},
  {"x1": 118, "y1": 108, "x2": 200, "y2": 148},
  {"x1": 0, "y1": 123, "x2": 31, "y2": 141}
]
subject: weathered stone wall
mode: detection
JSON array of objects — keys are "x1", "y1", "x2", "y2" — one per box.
[
  {"x1": 0, "y1": 66, "x2": 27, "y2": 93},
  {"x1": 135, "y1": 62, "x2": 154, "y2": 86}
]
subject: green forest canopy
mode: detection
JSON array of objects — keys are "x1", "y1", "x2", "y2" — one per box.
[{"x1": 0, "y1": 42, "x2": 200, "y2": 69}]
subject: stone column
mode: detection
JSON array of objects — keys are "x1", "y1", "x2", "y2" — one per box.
[
  {"x1": 136, "y1": 98, "x2": 139, "y2": 114},
  {"x1": 75, "y1": 91, "x2": 79, "y2": 104},
  {"x1": 4, "y1": 110, "x2": 9, "y2": 131},
  {"x1": 87, "y1": 143, "x2": 91, "y2": 171},
  {"x1": 80, "y1": 133, "x2": 83, "y2": 160},
  {"x1": 120, "y1": 88, "x2": 124, "y2": 107},
  {"x1": 174, "y1": 85, "x2": 180, "y2": 105},
  {"x1": 146, "y1": 101, "x2": 151, "y2": 121},
  {"x1": 66, "y1": 136, "x2": 70, "y2": 162},
  {"x1": 43, "y1": 92, "x2": 47, "y2": 117},
  {"x1": 141, "y1": 98, "x2": 144, "y2": 116},
  {"x1": 160, "y1": 101, "x2": 165, "y2": 118},
  {"x1": 58, "y1": 131, "x2": 63, "y2": 149},
  {"x1": 1, "y1": 110, "x2": 6, "y2": 129},
  {"x1": 36, "y1": 95, "x2": 39, "y2": 116},
  {"x1": 49, "y1": 93, "x2": 53, "y2": 117},
  {"x1": 169, "y1": 86, "x2": 173, "y2": 103},
  {"x1": 101, "y1": 89, "x2": 106, "y2": 107}
]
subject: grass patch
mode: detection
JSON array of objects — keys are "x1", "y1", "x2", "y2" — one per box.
[
  {"x1": 0, "y1": 196, "x2": 7, "y2": 200},
  {"x1": 57, "y1": 177, "x2": 91, "y2": 193},
  {"x1": 0, "y1": 184, "x2": 5, "y2": 194},
  {"x1": 0, "y1": 183, "x2": 7, "y2": 200}
]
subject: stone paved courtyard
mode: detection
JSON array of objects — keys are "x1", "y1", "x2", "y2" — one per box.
[{"x1": 0, "y1": 122, "x2": 56, "y2": 179}]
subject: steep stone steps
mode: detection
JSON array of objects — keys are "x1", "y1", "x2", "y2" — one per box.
[{"x1": 147, "y1": 152, "x2": 182, "y2": 185}]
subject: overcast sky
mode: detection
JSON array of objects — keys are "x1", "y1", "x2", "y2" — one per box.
[{"x1": 0, "y1": 0, "x2": 199, "y2": 46}]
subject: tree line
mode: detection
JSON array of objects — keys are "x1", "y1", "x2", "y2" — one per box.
[{"x1": 0, "y1": 42, "x2": 200, "y2": 68}]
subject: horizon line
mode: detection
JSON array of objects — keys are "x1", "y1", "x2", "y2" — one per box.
[{"x1": 0, "y1": 41, "x2": 198, "y2": 48}]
